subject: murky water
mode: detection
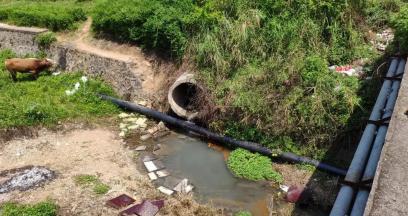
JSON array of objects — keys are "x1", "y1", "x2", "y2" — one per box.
[
  {"x1": 136, "y1": 132, "x2": 327, "y2": 216},
  {"x1": 155, "y1": 134, "x2": 276, "y2": 215}
]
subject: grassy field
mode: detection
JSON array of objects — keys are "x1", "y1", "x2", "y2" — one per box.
[
  {"x1": 0, "y1": 0, "x2": 90, "y2": 31},
  {"x1": 0, "y1": 49, "x2": 119, "y2": 128}
]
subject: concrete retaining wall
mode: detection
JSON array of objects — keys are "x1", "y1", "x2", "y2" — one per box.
[{"x1": 0, "y1": 23, "x2": 144, "y2": 99}]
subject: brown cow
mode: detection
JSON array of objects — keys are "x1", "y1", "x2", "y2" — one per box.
[{"x1": 4, "y1": 58, "x2": 55, "y2": 81}]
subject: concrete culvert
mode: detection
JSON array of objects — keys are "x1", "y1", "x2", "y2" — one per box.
[{"x1": 168, "y1": 73, "x2": 201, "y2": 120}]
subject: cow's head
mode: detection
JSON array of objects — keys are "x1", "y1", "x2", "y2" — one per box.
[{"x1": 41, "y1": 58, "x2": 57, "y2": 70}]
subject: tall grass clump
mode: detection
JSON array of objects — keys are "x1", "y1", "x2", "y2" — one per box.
[{"x1": 0, "y1": 1, "x2": 88, "y2": 31}]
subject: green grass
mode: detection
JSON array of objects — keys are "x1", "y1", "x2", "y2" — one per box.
[
  {"x1": 227, "y1": 148, "x2": 283, "y2": 183},
  {"x1": 74, "y1": 174, "x2": 110, "y2": 195},
  {"x1": 0, "y1": 201, "x2": 58, "y2": 216},
  {"x1": 235, "y1": 211, "x2": 252, "y2": 216},
  {"x1": 0, "y1": 49, "x2": 119, "y2": 128},
  {"x1": 0, "y1": 0, "x2": 90, "y2": 31}
]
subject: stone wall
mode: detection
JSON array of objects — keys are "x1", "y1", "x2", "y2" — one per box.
[
  {"x1": 0, "y1": 23, "x2": 144, "y2": 99},
  {"x1": 0, "y1": 23, "x2": 47, "y2": 55}
]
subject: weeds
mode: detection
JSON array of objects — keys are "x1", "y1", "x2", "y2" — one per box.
[
  {"x1": 0, "y1": 201, "x2": 58, "y2": 216},
  {"x1": 0, "y1": 49, "x2": 119, "y2": 128},
  {"x1": 227, "y1": 148, "x2": 283, "y2": 182},
  {"x1": 74, "y1": 174, "x2": 110, "y2": 195},
  {"x1": 35, "y1": 32, "x2": 57, "y2": 49}
]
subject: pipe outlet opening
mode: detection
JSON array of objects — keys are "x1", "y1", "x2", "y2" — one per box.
[{"x1": 168, "y1": 73, "x2": 201, "y2": 120}]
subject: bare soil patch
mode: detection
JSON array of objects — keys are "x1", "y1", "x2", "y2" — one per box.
[{"x1": 0, "y1": 126, "x2": 219, "y2": 215}]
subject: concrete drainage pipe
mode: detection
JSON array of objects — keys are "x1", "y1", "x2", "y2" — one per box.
[{"x1": 168, "y1": 73, "x2": 200, "y2": 120}]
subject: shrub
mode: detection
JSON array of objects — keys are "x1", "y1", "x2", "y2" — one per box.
[
  {"x1": 35, "y1": 32, "x2": 57, "y2": 48},
  {"x1": 227, "y1": 148, "x2": 283, "y2": 182},
  {"x1": 391, "y1": 5, "x2": 408, "y2": 53},
  {"x1": 1, "y1": 201, "x2": 58, "y2": 216},
  {"x1": 92, "y1": 0, "x2": 220, "y2": 58}
]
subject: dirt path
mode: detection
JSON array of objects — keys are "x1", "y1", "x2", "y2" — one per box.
[
  {"x1": 57, "y1": 18, "x2": 167, "y2": 95},
  {"x1": 0, "y1": 126, "x2": 218, "y2": 215}
]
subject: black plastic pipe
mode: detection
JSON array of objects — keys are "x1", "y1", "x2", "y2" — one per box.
[{"x1": 99, "y1": 94, "x2": 347, "y2": 176}]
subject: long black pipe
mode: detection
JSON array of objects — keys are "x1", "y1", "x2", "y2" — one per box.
[{"x1": 99, "y1": 94, "x2": 347, "y2": 176}]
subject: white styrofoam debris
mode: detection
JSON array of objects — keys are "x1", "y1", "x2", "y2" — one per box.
[
  {"x1": 127, "y1": 125, "x2": 139, "y2": 130},
  {"x1": 144, "y1": 161, "x2": 158, "y2": 172},
  {"x1": 124, "y1": 117, "x2": 138, "y2": 122},
  {"x1": 119, "y1": 131, "x2": 126, "y2": 137},
  {"x1": 119, "y1": 113, "x2": 131, "y2": 118},
  {"x1": 140, "y1": 134, "x2": 152, "y2": 141},
  {"x1": 185, "y1": 185, "x2": 194, "y2": 193},
  {"x1": 52, "y1": 72, "x2": 61, "y2": 76},
  {"x1": 157, "y1": 186, "x2": 174, "y2": 196},
  {"x1": 119, "y1": 123, "x2": 128, "y2": 129},
  {"x1": 156, "y1": 170, "x2": 170, "y2": 178},
  {"x1": 280, "y1": 184, "x2": 289, "y2": 193},
  {"x1": 135, "y1": 145, "x2": 147, "y2": 151},
  {"x1": 148, "y1": 172, "x2": 158, "y2": 181},
  {"x1": 173, "y1": 179, "x2": 189, "y2": 193}
]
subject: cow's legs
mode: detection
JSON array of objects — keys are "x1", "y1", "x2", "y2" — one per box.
[
  {"x1": 32, "y1": 71, "x2": 39, "y2": 80},
  {"x1": 9, "y1": 70, "x2": 17, "y2": 81}
]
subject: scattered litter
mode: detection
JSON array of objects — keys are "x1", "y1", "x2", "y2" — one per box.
[
  {"x1": 173, "y1": 179, "x2": 188, "y2": 193},
  {"x1": 106, "y1": 194, "x2": 135, "y2": 209},
  {"x1": 143, "y1": 160, "x2": 165, "y2": 172},
  {"x1": 156, "y1": 170, "x2": 170, "y2": 178},
  {"x1": 157, "y1": 186, "x2": 174, "y2": 196},
  {"x1": 136, "y1": 118, "x2": 147, "y2": 128},
  {"x1": 153, "y1": 144, "x2": 161, "y2": 152},
  {"x1": 142, "y1": 154, "x2": 157, "y2": 162},
  {"x1": 119, "y1": 113, "x2": 132, "y2": 118},
  {"x1": 329, "y1": 65, "x2": 362, "y2": 76},
  {"x1": 285, "y1": 185, "x2": 305, "y2": 203},
  {"x1": 148, "y1": 172, "x2": 158, "y2": 181},
  {"x1": 124, "y1": 117, "x2": 138, "y2": 122},
  {"x1": 135, "y1": 145, "x2": 147, "y2": 151},
  {"x1": 128, "y1": 125, "x2": 139, "y2": 130},
  {"x1": 137, "y1": 100, "x2": 148, "y2": 106},
  {"x1": 121, "y1": 200, "x2": 162, "y2": 216},
  {"x1": 119, "y1": 131, "x2": 126, "y2": 137},
  {"x1": 185, "y1": 185, "x2": 194, "y2": 193},
  {"x1": 81, "y1": 76, "x2": 88, "y2": 83},
  {"x1": 280, "y1": 184, "x2": 290, "y2": 193},
  {"x1": 119, "y1": 123, "x2": 128, "y2": 129},
  {"x1": 0, "y1": 166, "x2": 55, "y2": 193},
  {"x1": 52, "y1": 72, "x2": 61, "y2": 76},
  {"x1": 140, "y1": 134, "x2": 152, "y2": 141}
]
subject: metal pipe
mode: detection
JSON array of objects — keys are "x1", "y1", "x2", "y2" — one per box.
[
  {"x1": 350, "y1": 59, "x2": 406, "y2": 216},
  {"x1": 99, "y1": 94, "x2": 347, "y2": 176},
  {"x1": 330, "y1": 58, "x2": 400, "y2": 216}
]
